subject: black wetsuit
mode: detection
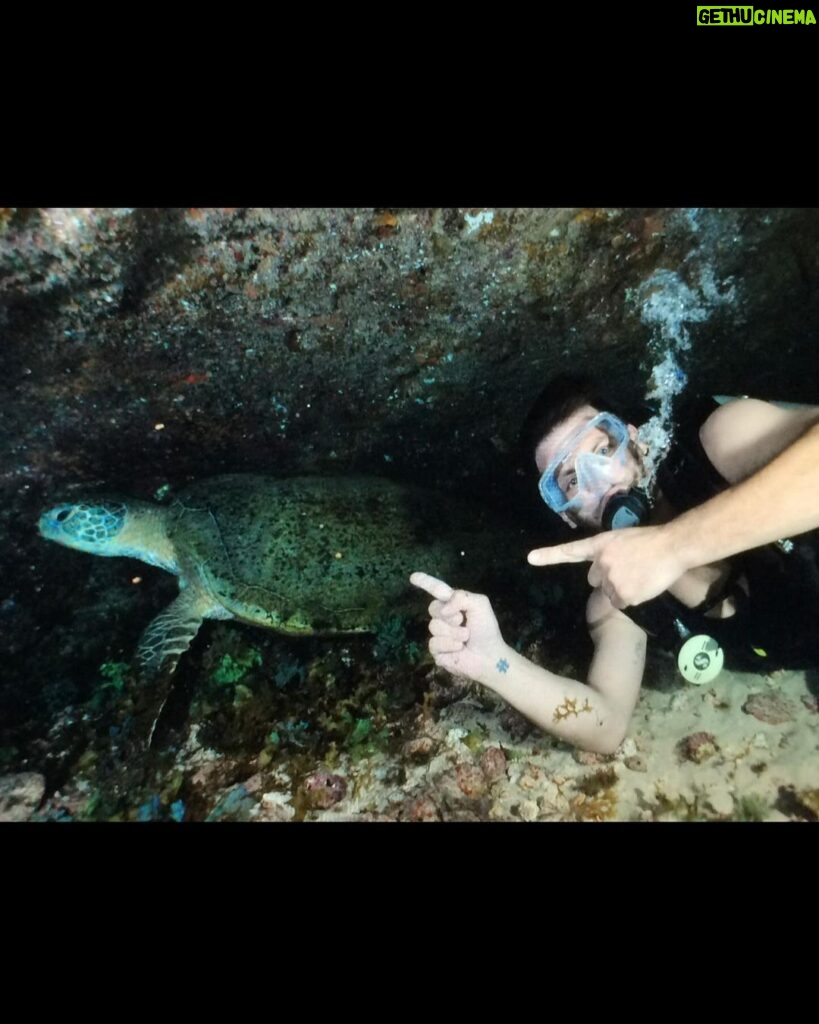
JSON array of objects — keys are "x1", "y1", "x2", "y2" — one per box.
[{"x1": 625, "y1": 396, "x2": 819, "y2": 671}]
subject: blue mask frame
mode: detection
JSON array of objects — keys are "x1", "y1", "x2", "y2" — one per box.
[{"x1": 538, "y1": 412, "x2": 630, "y2": 516}]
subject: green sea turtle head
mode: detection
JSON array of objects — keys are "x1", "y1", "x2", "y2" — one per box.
[
  {"x1": 39, "y1": 499, "x2": 130, "y2": 553},
  {"x1": 38, "y1": 495, "x2": 178, "y2": 572}
]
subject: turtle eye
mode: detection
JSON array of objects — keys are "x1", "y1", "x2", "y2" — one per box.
[{"x1": 56, "y1": 509, "x2": 72, "y2": 522}]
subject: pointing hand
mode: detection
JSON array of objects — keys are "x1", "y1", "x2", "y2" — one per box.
[
  {"x1": 527, "y1": 526, "x2": 686, "y2": 608},
  {"x1": 409, "y1": 572, "x2": 505, "y2": 681}
]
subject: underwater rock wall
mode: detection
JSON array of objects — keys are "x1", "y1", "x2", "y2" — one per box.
[{"x1": 3, "y1": 208, "x2": 819, "y2": 500}]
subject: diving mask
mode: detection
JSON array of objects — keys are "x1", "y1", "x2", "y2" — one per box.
[{"x1": 538, "y1": 412, "x2": 632, "y2": 524}]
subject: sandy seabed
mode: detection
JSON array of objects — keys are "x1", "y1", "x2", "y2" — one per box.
[
  {"x1": 3, "y1": 656, "x2": 817, "y2": 823},
  {"x1": 296, "y1": 658, "x2": 819, "y2": 823}
]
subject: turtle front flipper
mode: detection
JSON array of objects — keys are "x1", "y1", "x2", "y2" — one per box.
[{"x1": 136, "y1": 585, "x2": 227, "y2": 677}]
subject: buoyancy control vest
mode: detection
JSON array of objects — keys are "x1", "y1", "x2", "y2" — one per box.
[{"x1": 625, "y1": 395, "x2": 819, "y2": 673}]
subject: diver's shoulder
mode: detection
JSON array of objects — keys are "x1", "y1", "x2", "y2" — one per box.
[{"x1": 699, "y1": 397, "x2": 819, "y2": 483}]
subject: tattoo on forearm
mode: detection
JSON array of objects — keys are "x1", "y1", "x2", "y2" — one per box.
[
  {"x1": 496, "y1": 658, "x2": 509, "y2": 673},
  {"x1": 553, "y1": 697, "x2": 593, "y2": 722}
]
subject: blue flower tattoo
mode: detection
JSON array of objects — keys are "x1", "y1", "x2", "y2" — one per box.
[{"x1": 496, "y1": 658, "x2": 509, "y2": 674}]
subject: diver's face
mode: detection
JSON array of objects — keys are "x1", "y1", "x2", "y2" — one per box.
[{"x1": 534, "y1": 405, "x2": 644, "y2": 530}]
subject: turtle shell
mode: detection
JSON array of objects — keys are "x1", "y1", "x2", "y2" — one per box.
[{"x1": 165, "y1": 474, "x2": 499, "y2": 635}]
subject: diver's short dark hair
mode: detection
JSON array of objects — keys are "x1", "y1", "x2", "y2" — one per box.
[{"x1": 516, "y1": 373, "x2": 624, "y2": 475}]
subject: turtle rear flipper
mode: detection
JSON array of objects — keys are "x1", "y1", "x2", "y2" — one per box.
[{"x1": 136, "y1": 586, "x2": 224, "y2": 677}]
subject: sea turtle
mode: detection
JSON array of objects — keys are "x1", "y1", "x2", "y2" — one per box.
[{"x1": 38, "y1": 474, "x2": 508, "y2": 677}]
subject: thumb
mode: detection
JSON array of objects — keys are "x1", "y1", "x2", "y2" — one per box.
[{"x1": 527, "y1": 536, "x2": 602, "y2": 566}]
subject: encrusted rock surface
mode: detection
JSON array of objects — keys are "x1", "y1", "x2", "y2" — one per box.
[
  {"x1": 678, "y1": 731, "x2": 720, "y2": 764},
  {"x1": 742, "y1": 692, "x2": 798, "y2": 725},
  {"x1": 0, "y1": 772, "x2": 46, "y2": 821}
]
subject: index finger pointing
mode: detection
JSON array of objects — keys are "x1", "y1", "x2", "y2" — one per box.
[
  {"x1": 527, "y1": 538, "x2": 600, "y2": 566},
  {"x1": 409, "y1": 572, "x2": 455, "y2": 601}
]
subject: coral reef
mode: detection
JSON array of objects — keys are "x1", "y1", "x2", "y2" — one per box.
[
  {"x1": 479, "y1": 746, "x2": 508, "y2": 783},
  {"x1": 455, "y1": 763, "x2": 488, "y2": 798},
  {"x1": 0, "y1": 772, "x2": 46, "y2": 821},
  {"x1": 624, "y1": 755, "x2": 648, "y2": 772},
  {"x1": 402, "y1": 795, "x2": 442, "y2": 822},
  {"x1": 677, "y1": 732, "x2": 719, "y2": 764},
  {"x1": 570, "y1": 768, "x2": 619, "y2": 821},
  {"x1": 732, "y1": 793, "x2": 770, "y2": 822},
  {"x1": 742, "y1": 692, "x2": 798, "y2": 725},
  {"x1": 301, "y1": 771, "x2": 347, "y2": 810}
]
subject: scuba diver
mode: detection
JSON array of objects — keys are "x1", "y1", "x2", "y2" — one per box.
[{"x1": 410, "y1": 374, "x2": 819, "y2": 753}]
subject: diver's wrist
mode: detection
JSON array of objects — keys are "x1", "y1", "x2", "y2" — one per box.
[
  {"x1": 477, "y1": 641, "x2": 517, "y2": 690},
  {"x1": 662, "y1": 513, "x2": 701, "y2": 572}
]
